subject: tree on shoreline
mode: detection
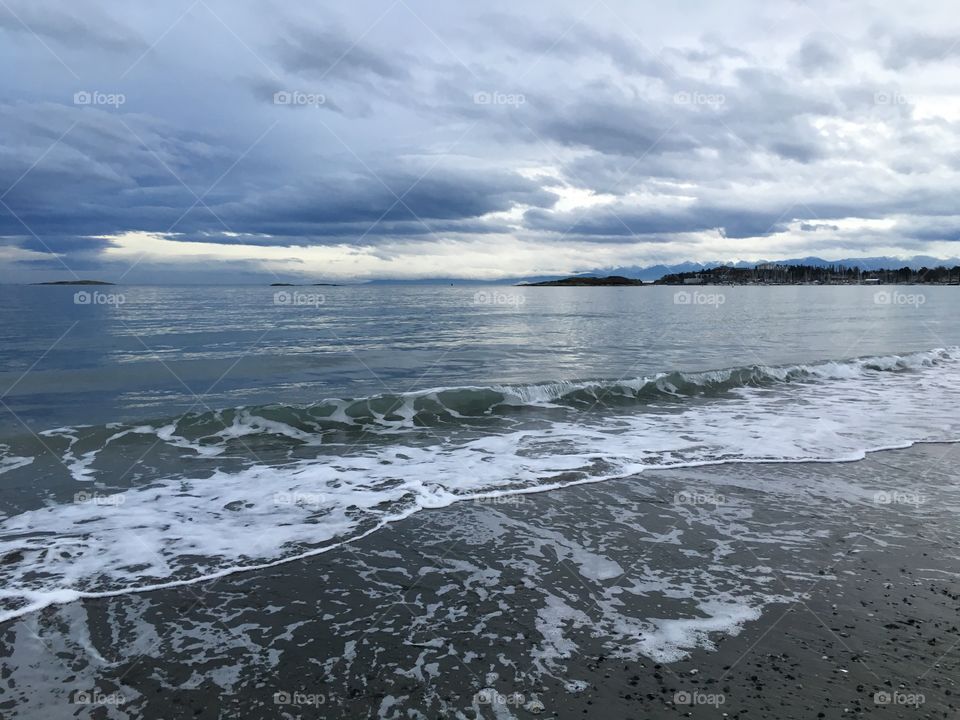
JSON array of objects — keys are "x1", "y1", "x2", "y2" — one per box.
[{"x1": 657, "y1": 264, "x2": 960, "y2": 285}]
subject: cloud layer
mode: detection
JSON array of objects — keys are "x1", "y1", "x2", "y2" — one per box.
[{"x1": 2, "y1": 0, "x2": 960, "y2": 281}]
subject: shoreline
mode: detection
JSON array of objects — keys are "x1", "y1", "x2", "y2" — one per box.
[
  {"x1": 3, "y1": 437, "x2": 958, "y2": 628},
  {"x1": 3, "y1": 443, "x2": 960, "y2": 717}
]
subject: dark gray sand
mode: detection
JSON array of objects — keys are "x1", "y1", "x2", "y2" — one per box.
[{"x1": 2, "y1": 443, "x2": 959, "y2": 719}]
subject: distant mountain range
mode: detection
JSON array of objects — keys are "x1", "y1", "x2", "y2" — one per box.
[{"x1": 360, "y1": 256, "x2": 960, "y2": 284}]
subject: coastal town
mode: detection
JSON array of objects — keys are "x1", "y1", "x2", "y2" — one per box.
[
  {"x1": 656, "y1": 263, "x2": 960, "y2": 285},
  {"x1": 520, "y1": 263, "x2": 960, "y2": 286}
]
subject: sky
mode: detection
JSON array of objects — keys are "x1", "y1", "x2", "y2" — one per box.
[{"x1": 2, "y1": 0, "x2": 960, "y2": 283}]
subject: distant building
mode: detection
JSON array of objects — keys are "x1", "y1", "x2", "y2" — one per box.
[
  {"x1": 683, "y1": 277, "x2": 703, "y2": 285},
  {"x1": 862, "y1": 278, "x2": 880, "y2": 284}
]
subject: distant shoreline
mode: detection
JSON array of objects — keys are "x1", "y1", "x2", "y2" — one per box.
[
  {"x1": 657, "y1": 262, "x2": 960, "y2": 286},
  {"x1": 518, "y1": 275, "x2": 645, "y2": 286},
  {"x1": 32, "y1": 280, "x2": 115, "y2": 286},
  {"x1": 520, "y1": 264, "x2": 960, "y2": 287}
]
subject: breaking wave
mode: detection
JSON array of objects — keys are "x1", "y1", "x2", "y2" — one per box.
[{"x1": 1, "y1": 347, "x2": 958, "y2": 624}]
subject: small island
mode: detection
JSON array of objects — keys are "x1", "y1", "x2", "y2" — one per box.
[
  {"x1": 33, "y1": 280, "x2": 115, "y2": 286},
  {"x1": 270, "y1": 283, "x2": 339, "y2": 287},
  {"x1": 519, "y1": 275, "x2": 645, "y2": 287}
]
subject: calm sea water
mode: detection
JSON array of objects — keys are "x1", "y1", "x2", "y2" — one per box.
[
  {"x1": 1, "y1": 284, "x2": 959, "y2": 622},
  {"x1": 1, "y1": 284, "x2": 956, "y2": 431}
]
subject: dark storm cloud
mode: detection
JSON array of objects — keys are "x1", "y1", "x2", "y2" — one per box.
[
  {"x1": 273, "y1": 24, "x2": 411, "y2": 82},
  {"x1": 525, "y1": 191, "x2": 960, "y2": 243},
  {"x1": 0, "y1": 98, "x2": 554, "y2": 244},
  {"x1": 528, "y1": 92, "x2": 698, "y2": 158},
  {"x1": 889, "y1": 216, "x2": 960, "y2": 243},
  {"x1": 166, "y1": 217, "x2": 517, "y2": 246},
  {"x1": 479, "y1": 15, "x2": 673, "y2": 78},
  {"x1": 524, "y1": 205, "x2": 792, "y2": 240},
  {"x1": 671, "y1": 39, "x2": 751, "y2": 65},
  {"x1": 880, "y1": 30, "x2": 960, "y2": 69},
  {"x1": 0, "y1": 101, "x2": 249, "y2": 238},
  {"x1": 0, "y1": 2, "x2": 143, "y2": 52},
  {"x1": 480, "y1": 63, "x2": 841, "y2": 172},
  {"x1": 214, "y1": 170, "x2": 557, "y2": 240},
  {"x1": 793, "y1": 35, "x2": 847, "y2": 75}
]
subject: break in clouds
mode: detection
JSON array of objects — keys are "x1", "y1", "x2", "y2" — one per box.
[{"x1": 2, "y1": 0, "x2": 960, "y2": 282}]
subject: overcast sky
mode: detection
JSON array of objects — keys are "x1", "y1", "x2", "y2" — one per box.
[{"x1": 2, "y1": 0, "x2": 960, "y2": 282}]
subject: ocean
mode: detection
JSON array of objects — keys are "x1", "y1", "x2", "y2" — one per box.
[{"x1": 1, "y1": 284, "x2": 959, "y2": 717}]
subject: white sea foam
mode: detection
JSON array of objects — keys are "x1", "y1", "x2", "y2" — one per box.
[
  {"x1": 0, "y1": 348, "x2": 959, "y2": 629},
  {"x1": 0, "y1": 446, "x2": 32, "y2": 476},
  {"x1": 638, "y1": 598, "x2": 768, "y2": 663}
]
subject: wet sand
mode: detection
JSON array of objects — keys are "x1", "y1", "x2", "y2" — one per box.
[{"x1": 2, "y1": 443, "x2": 959, "y2": 718}]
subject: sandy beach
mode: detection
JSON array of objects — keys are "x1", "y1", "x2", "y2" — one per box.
[{"x1": 2, "y1": 442, "x2": 958, "y2": 718}]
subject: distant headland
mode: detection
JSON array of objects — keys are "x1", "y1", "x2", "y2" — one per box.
[{"x1": 518, "y1": 275, "x2": 645, "y2": 287}]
